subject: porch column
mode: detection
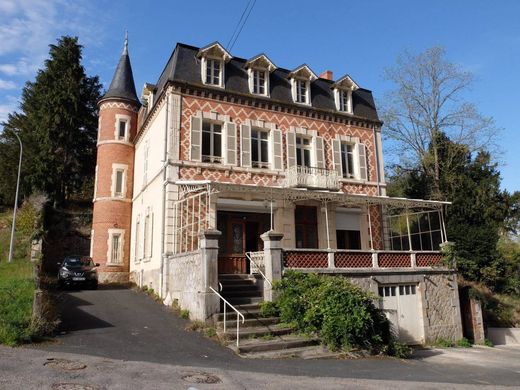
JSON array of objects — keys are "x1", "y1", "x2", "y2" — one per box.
[
  {"x1": 261, "y1": 231, "x2": 284, "y2": 302},
  {"x1": 200, "y1": 229, "x2": 221, "y2": 322}
]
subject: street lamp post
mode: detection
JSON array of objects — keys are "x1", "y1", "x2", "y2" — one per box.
[{"x1": 8, "y1": 130, "x2": 23, "y2": 262}]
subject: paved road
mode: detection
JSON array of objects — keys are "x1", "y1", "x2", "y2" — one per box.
[{"x1": 27, "y1": 287, "x2": 520, "y2": 387}]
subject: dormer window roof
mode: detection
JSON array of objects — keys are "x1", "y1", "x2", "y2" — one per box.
[
  {"x1": 245, "y1": 54, "x2": 277, "y2": 97},
  {"x1": 288, "y1": 64, "x2": 317, "y2": 105},
  {"x1": 332, "y1": 75, "x2": 359, "y2": 114},
  {"x1": 197, "y1": 42, "x2": 232, "y2": 88}
]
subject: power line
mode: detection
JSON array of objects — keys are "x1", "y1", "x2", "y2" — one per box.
[{"x1": 227, "y1": 0, "x2": 256, "y2": 52}]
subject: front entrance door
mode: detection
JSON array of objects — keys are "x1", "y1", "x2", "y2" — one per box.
[{"x1": 217, "y1": 211, "x2": 269, "y2": 274}]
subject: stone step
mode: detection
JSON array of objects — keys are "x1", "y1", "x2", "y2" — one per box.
[
  {"x1": 217, "y1": 317, "x2": 280, "y2": 329},
  {"x1": 236, "y1": 335, "x2": 320, "y2": 354},
  {"x1": 217, "y1": 308, "x2": 262, "y2": 321},
  {"x1": 219, "y1": 324, "x2": 293, "y2": 340},
  {"x1": 219, "y1": 283, "x2": 260, "y2": 291},
  {"x1": 221, "y1": 289, "x2": 263, "y2": 298},
  {"x1": 221, "y1": 296, "x2": 263, "y2": 306},
  {"x1": 242, "y1": 345, "x2": 341, "y2": 360},
  {"x1": 219, "y1": 274, "x2": 254, "y2": 281}
]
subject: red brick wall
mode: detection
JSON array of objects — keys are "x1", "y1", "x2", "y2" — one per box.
[{"x1": 92, "y1": 100, "x2": 138, "y2": 279}]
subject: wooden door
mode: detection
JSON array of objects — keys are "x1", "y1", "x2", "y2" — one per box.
[{"x1": 218, "y1": 219, "x2": 247, "y2": 274}]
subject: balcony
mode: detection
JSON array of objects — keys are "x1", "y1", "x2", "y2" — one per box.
[{"x1": 284, "y1": 165, "x2": 340, "y2": 191}]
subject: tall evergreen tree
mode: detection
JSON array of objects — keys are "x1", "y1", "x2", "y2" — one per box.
[{"x1": 0, "y1": 36, "x2": 102, "y2": 204}]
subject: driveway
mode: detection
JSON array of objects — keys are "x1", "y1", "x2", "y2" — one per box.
[{"x1": 26, "y1": 287, "x2": 520, "y2": 387}]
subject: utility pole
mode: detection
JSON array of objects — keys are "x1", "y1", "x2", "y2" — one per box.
[{"x1": 8, "y1": 130, "x2": 23, "y2": 262}]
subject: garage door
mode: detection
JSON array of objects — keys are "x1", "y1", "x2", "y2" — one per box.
[{"x1": 379, "y1": 284, "x2": 423, "y2": 344}]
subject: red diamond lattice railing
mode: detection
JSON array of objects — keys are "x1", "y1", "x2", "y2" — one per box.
[
  {"x1": 416, "y1": 252, "x2": 443, "y2": 267},
  {"x1": 334, "y1": 252, "x2": 373, "y2": 268},
  {"x1": 378, "y1": 252, "x2": 412, "y2": 268},
  {"x1": 284, "y1": 251, "x2": 328, "y2": 268}
]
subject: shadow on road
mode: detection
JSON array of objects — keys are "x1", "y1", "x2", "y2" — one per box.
[{"x1": 55, "y1": 291, "x2": 113, "y2": 332}]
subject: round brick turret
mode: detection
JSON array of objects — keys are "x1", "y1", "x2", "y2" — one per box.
[{"x1": 91, "y1": 36, "x2": 140, "y2": 283}]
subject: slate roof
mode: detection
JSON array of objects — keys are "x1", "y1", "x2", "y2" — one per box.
[
  {"x1": 153, "y1": 43, "x2": 379, "y2": 122},
  {"x1": 102, "y1": 44, "x2": 140, "y2": 105}
]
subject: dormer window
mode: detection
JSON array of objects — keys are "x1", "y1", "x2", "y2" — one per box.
[
  {"x1": 197, "y1": 42, "x2": 232, "y2": 89},
  {"x1": 288, "y1": 64, "x2": 317, "y2": 106},
  {"x1": 205, "y1": 58, "x2": 222, "y2": 86},
  {"x1": 245, "y1": 54, "x2": 276, "y2": 97},
  {"x1": 252, "y1": 69, "x2": 266, "y2": 95},
  {"x1": 295, "y1": 79, "x2": 308, "y2": 104},
  {"x1": 332, "y1": 75, "x2": 359, "y2": 114}
]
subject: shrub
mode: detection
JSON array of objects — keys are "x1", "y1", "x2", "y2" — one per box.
[
  {"x1": 433, "y1": 338, "x2": 455, "y2": 348},
  {"x1": 456, "y1": 337, "x2": 472, "y2": 348},
  {"x1": 259, "y1": 300, "x2": 280, "y2": 318},
  {"x1": 387, "y1": 341, "x2": 413, "y2": 359},
  {"x1": 274, "y1": 271, "x2": 391, "y2": 352},
  {"x1": 180, "y1": 309, "x2": 190, "y2": 319},
  {"x1": 484, "y1": 338, "x2": 494, "y2": 347}
]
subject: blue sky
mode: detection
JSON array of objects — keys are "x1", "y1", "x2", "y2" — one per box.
[{"x1": 0, "y1": 0, "x2": 518, "y2": 192}]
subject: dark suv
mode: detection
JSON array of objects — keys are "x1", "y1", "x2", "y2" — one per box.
[{"x1": 58, "y1": 255, "x2": 99, "y2": 289}]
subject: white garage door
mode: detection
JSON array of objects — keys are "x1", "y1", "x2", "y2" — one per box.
[{"x1": 379, "y1": 284, "x2": 423, "y2": 344}]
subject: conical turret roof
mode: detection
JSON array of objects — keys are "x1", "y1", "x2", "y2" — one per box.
[{"x1": 102, "y1": 34, "x2": 140, "y2": 105}]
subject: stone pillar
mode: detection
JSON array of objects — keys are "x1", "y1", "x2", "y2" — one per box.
[
  {"x1": 200, "y1": 229, "x2": 221, "y2": 322},
  {"x1": 261, "y1": 231, "x2": 284, "y2": 302}
]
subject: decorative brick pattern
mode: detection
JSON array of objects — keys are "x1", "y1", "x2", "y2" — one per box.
[
  {"x1": 416, "y1": 253, "x2": 443, "y2": 267},
  {"x1": 378, "y1": 252, "x2": 412, "y2": 268},
  {"x1": 179, "y1": 95, "x2": 378, "y2": 187},
  {"x1": 284, "y1": 251, "x2": 328, "y2": 268},
  {"x1": 334, "y1": 252, "x2": 373, "y2": 268}
]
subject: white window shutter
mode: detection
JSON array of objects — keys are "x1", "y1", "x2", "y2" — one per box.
[
  {"x1": 314, "y1": 136, "x2": 325, "y2": 169},
  {"x1": 190, "y1": 116, "x2": 202, "y2": 162},
  {"x1": 271, "y1": 129, "x2": 283, "y2": 170},
  {"x1": 358, "y1": 143, "x2": 368, "y2": 180},
  {"x1": 286, "y1": 129, "x2": 297, "y2": 168},
  {"x1": 224, "y1": 122, "x2": 237, "y2": 165},
  {"x1": 241, "y1": 124, "x2": 251, "y2": 167},
  {"x1": 332, "y1": 139, "x2": 342, "y2": 176}
]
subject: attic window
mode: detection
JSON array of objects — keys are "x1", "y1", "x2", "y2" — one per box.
[
  {"x1": 252, "y1": 69, "x2": 266, "y2": 95},
  {"x1": 332, "y1": 75, "x2": 359, "y2": 114},
  {"x1": 197, "y1": 43, "x2": 232, "y2": 88},
  {"x1": 288, "y1": 65, "x2": 317, "y2": 106},
  {"x1": 245, "y1": 54, "x2": 276, "y2": 97},
  {"x1": 205, "y1": 58, "x2": 222, "y2": 86}
]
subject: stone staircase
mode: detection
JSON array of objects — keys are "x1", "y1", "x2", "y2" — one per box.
[{"x1": 216, "y1": 274, "x2": 335, "y2": 359}]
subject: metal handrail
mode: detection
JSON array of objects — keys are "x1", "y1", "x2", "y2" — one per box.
[
  {"x1": 246, "y1": 251, "x2": 272, "y2": 287},
  {"x1": 209, "y1": 286, "x2": 245, "y2": 348}
]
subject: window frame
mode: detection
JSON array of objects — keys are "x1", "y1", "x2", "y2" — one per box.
[
  {"x1": 107, "y1": 228, "x2": 124, "y2": 265},
  {"x1": 296, "y1": 136, "x2": 312, "y2": 168},
  {"x1": 203, "y1": 57, "x2": 224, "y2": 87},
  {"x1": 114, "y1": 114, "x2": 131, "y2": 142},
  {"x1": 336, "y1": 88, "x2": 353, "y2": 114},
  {"x1": 111, "y1": 164, "x2": 128, "y2": 198},
  {"x1": 294, "y1": 78, "x2": 309, "y2": 104},
  {"x1": 251, "y1": 68, "x2": 268, "y2": 96},
  {"x1": 251, "y1": 127, "x2": 270, "y2": 168},
  {"x1": 340, "y1": 142, "x2": 356, "y2": 179},
  {"x1": 201, "y1": 120, "x2": 223, "y2": 163}
]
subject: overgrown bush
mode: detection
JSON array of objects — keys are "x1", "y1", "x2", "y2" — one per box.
[
  {"x1": 273, "y1": 271, "x2": 391, "y2": 352},
  {"x1": 387, "y1": 341, "x2": 413, "y2": 358},
  {"x1": 259, "y1": 300, "x2": 280, "y2": 318}
]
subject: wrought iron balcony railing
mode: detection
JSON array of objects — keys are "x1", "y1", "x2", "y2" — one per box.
[{"x1": 284, "y1": 165, "x2": 340, "y2": 190}]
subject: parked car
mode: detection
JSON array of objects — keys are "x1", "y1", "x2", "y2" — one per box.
[{"x1": 57, "y1": 255, "x2": 99, "y2": 289}]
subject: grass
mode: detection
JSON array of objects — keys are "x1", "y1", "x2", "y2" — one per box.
[
  {"x1": 0, "y1": 209, "x2": 38, "y2": 346},
  {"x1": 0, "y1": 260, "x2": 35, "y2": 345}
]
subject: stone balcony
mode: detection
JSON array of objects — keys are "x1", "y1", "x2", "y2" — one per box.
[{"x1": 283, "y1": 165, "x2": 340, "y2": 191}]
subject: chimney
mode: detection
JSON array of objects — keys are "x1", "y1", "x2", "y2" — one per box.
[{"x1": 320, "y1": 70, "x2": 333, "y2": 80}]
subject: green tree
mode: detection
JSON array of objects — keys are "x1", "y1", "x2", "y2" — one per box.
[{"x1": 0, "y1": 36, "x2": 102, "y2": 204}]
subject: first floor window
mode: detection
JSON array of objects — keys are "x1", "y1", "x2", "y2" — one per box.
[
  {"x1": 341, "y1": 143, "x2": 355, "y2": 178},
  {"x1": 295, "y1": 206, "x2": 318, "y2": 248},
  {"x1": 202, "y1": 121, "x2": 222, "y2": 163},
  {"x1": 296, "y1": 136, "x2": 312, "y2": 167},
  {"x1": 251, "y1": 128, "x2": 269, "y2": 168},
  {"x1": 253, "y1": 69, "x2": 266, "y2": 95},
  {"x1": 111, "y1": 233, "x2": 122, "y2": 264},
  {"x1": 336, "y1": 230, "x2": 361, "y2": 249},
  {"x1": 205, "y1": 59, "x2": 221, "y2": 85},
  {"x1": 135, "y1": 220, "x2": 140, "y2": 261}
]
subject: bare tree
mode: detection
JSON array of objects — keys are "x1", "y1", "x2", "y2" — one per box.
[{"x1": 381, "y1": 47, "x2": 500, "y2": 198}]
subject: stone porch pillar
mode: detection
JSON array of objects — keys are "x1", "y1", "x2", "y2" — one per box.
[
  {"x1": 261, "y1": 230, "x2": 284, "y2": 302},
  {"x1": 200, "y1": 229, "x2": 221, "y2": 322}
]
